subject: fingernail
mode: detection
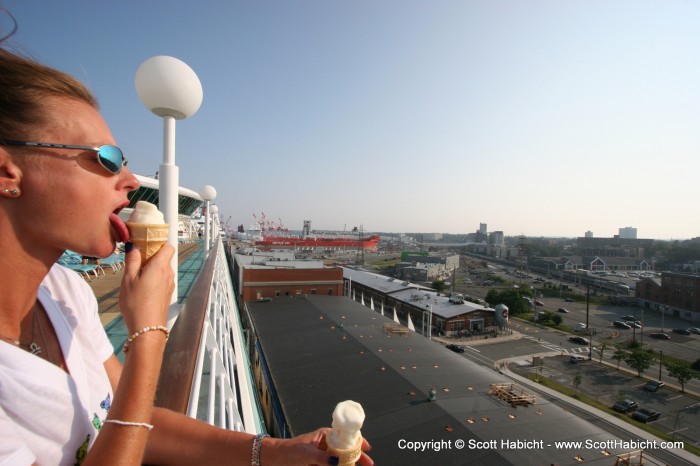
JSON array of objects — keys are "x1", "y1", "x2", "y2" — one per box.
[
  {"x1": 124, "y1": 241, "x2": 133, "y2": 253},
  {"x1": 328, "y1": 456, "x2": 339, "y2": 466}
]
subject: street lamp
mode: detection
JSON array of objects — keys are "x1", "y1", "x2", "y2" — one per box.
[
  {"x1": 199, "y1": 185, "x2": 216, "y2": 253},
  {"x1": 209, "y1": 205, "x2": 219, "y2": 250},
  {"x1": 136, "y1": 56, "x2": 203, "y2": 304}
]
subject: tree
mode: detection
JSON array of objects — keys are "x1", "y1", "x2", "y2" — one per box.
[
  {"x1": 595, "y1": 341, "x2": 609, "y2": 364},
  {"x1": 665, "y1": 361, "x2": 699, "y2": 393},
  {"x1": 612, "y1": 349, "x2": 627, "y2": 369},
  {"x1": 573, "y1": 372, "x2": 582, "y2": 396},
  {"x1": 552, "y1": 314, "x2": 563, "y2": 325},
  {"x1": 432, "y1": 280, "x2": 446, "y2": 293},
  {"x1": 484, "y1": 289, "x2": 529, "y2": 315},
  {"x1": 625, "y1": 350, "x2": 654, "y2": 377}
]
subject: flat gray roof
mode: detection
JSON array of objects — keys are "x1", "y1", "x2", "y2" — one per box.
[
  {"x1": 343, "y1": 267, "x2": 492, "y2": 319},
  {"x1": 249, "y1": 296, "x2": 631, "y2": 465}
]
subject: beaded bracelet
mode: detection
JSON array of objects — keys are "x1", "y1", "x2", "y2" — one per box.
[
  {"x1": 251, "y1": 433, "x2": 270, "y2": 466},
  {"x1": 122, "y1": 325, "x2": 170, "y2": 353},
  {"x1": 103, "y1": 419, "x2": 154, "y2": 431}
]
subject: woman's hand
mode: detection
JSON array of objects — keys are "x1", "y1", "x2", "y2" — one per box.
[
  {"x1": 262, "y1": 428, "x2": 374, "y2": 466},
  {"x1": 119, "y1": 242, "x2": 175, "y2": 333}
]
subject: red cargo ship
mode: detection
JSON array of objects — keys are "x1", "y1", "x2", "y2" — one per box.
[
  {"x1": 255, "y1": 233, "x2": 380, "y2": 251},
  {"x1": 252, "y1": 216, "x2": 380, "y2": 251}
]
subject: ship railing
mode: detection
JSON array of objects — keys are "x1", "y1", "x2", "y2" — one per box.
[{"x1": 154, "y1": 238, "x2": 265, "y2": 434}]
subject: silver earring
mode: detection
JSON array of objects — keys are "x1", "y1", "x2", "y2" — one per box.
[{"x1": 2, "y1": 188, "x2": 20, "y2": 197}]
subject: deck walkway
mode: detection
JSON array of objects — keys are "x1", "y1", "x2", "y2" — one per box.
[{"x1": 85, "y1": 240, "x2": 206, "y2": 356}]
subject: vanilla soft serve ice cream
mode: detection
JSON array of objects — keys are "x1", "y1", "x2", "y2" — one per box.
[
  {"x1": 326, "y1": 400, "x2": 365, "y2": 465},
  {"x1": 126, "y1": 201, "x2": 168, "y2": 264},
  {"x1": 128, "y1": 201, "x2": 165, "y2": 224}
]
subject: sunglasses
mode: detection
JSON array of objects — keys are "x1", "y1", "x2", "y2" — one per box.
[{"x1": 0, "y1": 140, "x2": 128, "y2": 174}]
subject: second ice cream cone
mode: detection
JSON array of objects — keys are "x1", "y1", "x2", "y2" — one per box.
[{"x1": 327, "y1": 437, "x2": 362, "y2": 466}]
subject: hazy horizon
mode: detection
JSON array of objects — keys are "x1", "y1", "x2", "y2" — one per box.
[{"x1": 3, "y1": 1, "x2": 699, "y2": 239}]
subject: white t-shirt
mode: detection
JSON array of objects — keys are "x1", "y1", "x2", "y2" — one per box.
[{"x1": 0, "y1": 264, "x2": 115, "y2": 466}]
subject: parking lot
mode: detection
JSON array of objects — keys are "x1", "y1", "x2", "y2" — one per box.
[{"x1": 510, "y1": 354, "x2": 700, "y2": 449}]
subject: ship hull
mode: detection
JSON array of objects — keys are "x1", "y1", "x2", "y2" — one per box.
[{"x1": 255, "y1": 234, "x2": 380, "y2": 252}]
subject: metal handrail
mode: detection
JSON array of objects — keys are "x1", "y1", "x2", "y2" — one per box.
[{"x1": 154, "y1": 238, "x2": 263, "y2": 433}]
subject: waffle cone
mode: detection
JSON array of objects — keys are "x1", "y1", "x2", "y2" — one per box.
[
  {"x1": 126, "y1": 222, "x2": 169, "y2": 264},
  {"x1": 327, "y1": 437, "x2": 362, "y2": 466}
]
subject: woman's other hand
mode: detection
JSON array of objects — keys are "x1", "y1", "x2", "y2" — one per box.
[{"x1": 262, "y1": 428, "x2": 374, "y2": 466}]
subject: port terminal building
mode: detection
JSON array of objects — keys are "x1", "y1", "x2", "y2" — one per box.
[
  {"x1": 343, "y1": 268, "x2": 496, "y2": 336},
  {"x1": 231, "y1": 249, "x2": 343, "y2": 302}
]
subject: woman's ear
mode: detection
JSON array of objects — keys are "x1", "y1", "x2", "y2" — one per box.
[{"x1": 0, "y1": 147, "x2": 23, "y2": 194}]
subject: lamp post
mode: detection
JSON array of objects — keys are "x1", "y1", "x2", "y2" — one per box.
[
  {"x1": 209, "y1": 205, "x2": 219, "y2": 250},
  {"x1": 136, "y1": 56, "x2": 203, "y2": 304},
  {"x1": 199, "y1": 185, "x2": 216, "y2": 253}
]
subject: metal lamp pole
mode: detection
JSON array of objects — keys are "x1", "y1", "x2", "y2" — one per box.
[
  {"x1": 136, "y1": 56, "x2": 203, "y2": 304},
  {"x1": 199, "y1": 185, "x2": 216, "y2": 254}
]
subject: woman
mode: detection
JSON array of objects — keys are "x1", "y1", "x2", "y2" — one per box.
[{"x1": 0, "y1": 47, "x2": 373, "y2": 466}]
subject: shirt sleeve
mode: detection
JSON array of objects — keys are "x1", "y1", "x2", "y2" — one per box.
[{"x1": 46, "y1": 264, "x2": 115, "y2": 361}]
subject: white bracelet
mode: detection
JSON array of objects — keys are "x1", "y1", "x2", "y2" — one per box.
[
  {"x1": 122, "y1": 325, "x2": 170, "y2": 353},
  {"x1": 103, "y1": 419, "x2": 154, "y2": 431}
]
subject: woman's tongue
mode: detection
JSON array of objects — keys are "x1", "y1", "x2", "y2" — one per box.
[{"x1": 110, "y1": 213, "x2": 129, "y2": 243}]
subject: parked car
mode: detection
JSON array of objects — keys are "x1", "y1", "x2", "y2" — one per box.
[
  {"x1": 613, "y1": 321, "x2": 631, "y2": 329},
  {"x1": 672, "y1": 328, "x2": 691, "y2": 335},
  {"x1": 688, "y1": 327, "x2": 700, "y2": 335},
  {"x1": 621, "y1": 315, "x2": 636, "y2": 321},
  {"x1": 557, "y1": 307, "x2": 569, "y2": 313},
  {"x1": 632, "y1": 408, "x2": 661, "y2": 423},
  {"x1": 612, "y1": 399, "x2": 639, "y2": 413},
  {"x1": 569, "y1": 336, "x2": 589, "y2": 345},
  {"x1": 564, "y1": 298, "x2": 576, "y2": 302},
  {"x1": 644, "y1": 380, "x2": 665, "y2": 392},
  {"x1": 570, "y1": 355, "x2": 587, "y2": 364},
  {"x1": 625, "y1": 321, "x2": 642, "y2": 329},
  {"x1": 649, "y1": 333, "x2": 670, "y2": 340},
  {"x1": 446, "y1": 344, "x2": 465, "y2": 353},
  {"x1": 535, "y1": 300, "x2": 544, "y2": 307}
]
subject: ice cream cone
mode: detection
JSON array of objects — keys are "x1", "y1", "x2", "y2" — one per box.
[
  {"x1": 327, "y1": 437, "x2": 362, "y2": 466},
  {"x1": 126, "y1": 222, "x2": 169, "y2": 264}
]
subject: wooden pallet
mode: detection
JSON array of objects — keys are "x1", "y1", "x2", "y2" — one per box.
[
  {"x1": 383, "y1": 323, "x2": 409, "y2": 334},
  {"x1": 488, "y1": 383, "x2": 536, "y2": 406}
]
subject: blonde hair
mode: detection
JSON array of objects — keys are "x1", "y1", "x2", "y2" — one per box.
[{"x1": 0, "y1": 48, "x2": 98, "y2": 140}]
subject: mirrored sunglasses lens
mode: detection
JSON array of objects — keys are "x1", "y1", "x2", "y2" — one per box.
[{"x1": 97, "y1": 145, "x2": 123, "y2": 174}]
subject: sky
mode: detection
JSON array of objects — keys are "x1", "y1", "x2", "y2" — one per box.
[{"x1": 2, "y1": 1, "x2": 699, "y2": 240}]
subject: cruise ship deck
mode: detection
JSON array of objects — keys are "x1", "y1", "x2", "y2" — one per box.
[{"x1": 89, "y1": 240, "x2": 205, "y2": 352}]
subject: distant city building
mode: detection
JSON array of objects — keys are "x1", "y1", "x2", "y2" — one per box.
[
  {"x1": 585, "y1": 231, "x2": 593, "y2": 238},
  {"x1": 619, "y1": 227, "x2": 638, "y2": 239},
  {"x1": 636, "y1": 272, "x2": 700, "y2": 322},
  {"x1": 474, "y1": 223, "x2": 488, "y2": 243},
  {"x1": 423, "y1": 232, "x2": 443, "y2": 241},
  {"x1": 576, "y1": 236, "x2": 653, "y2": 258},
  {"x1": 489, "y1": 231, "x2": 504, "y2": 245},
  {"x1": 396, "y1": 253, "x2": 460, "y2": 281}
]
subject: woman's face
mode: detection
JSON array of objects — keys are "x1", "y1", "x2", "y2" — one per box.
[{"x1": 13, "y1": 97, "x2": 139, "y2": 259}]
